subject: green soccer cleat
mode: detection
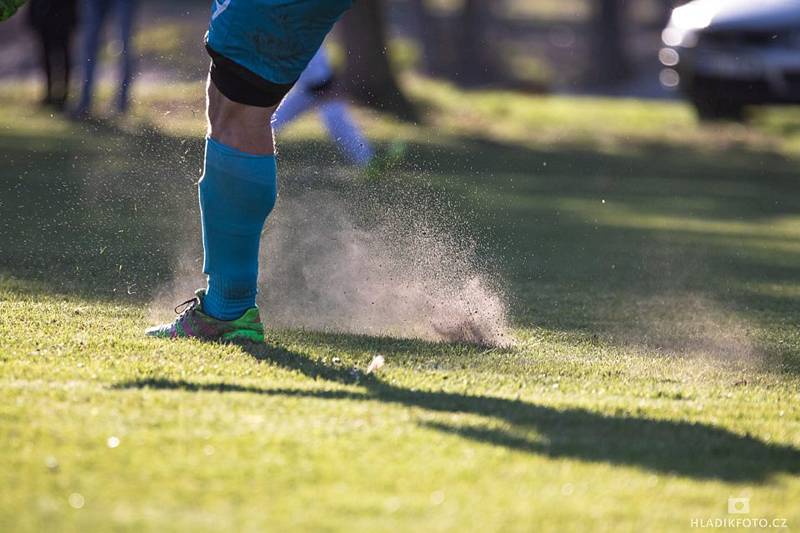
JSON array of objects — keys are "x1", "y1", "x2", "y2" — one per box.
[
  {"x1": 145, "y1": 289, "x2": 265, "y2": 343},
  {"x1": 363, "y1": 140, "x2": 408, "y2": 182}
]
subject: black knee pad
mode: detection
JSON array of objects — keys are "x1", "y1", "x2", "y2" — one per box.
[{"x1": 206, "y1": 43, "x2": 296, "y2": 108}]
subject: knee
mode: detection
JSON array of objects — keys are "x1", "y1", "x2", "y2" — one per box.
[{"x1": 206, "y1": 79, "x2": 277, "y2": 155}]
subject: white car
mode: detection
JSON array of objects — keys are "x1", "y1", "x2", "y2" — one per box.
[{"x1": 660, "y1": 0, "x2": 800, "y2": 119}]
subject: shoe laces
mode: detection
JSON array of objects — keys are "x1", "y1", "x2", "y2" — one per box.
[{"x1": 174, "y1": 296, "x2": 199, "y2": 318}]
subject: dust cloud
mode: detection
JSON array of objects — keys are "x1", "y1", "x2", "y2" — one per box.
[
  {"x1": 595, "y1": 244, "x2": 761, "y2": 362},
  {"x1": 619, "y1": 293, "x2": 760, "y2": 361},
  {"x1": 151, "y1": 180, "x2": 514, "y2": 347}
]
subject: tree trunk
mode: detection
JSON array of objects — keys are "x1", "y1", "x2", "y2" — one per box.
[
  {"x1": 455, "y1": 0, "x2": 502, "y2": 87},
  {"x1": 586, "y1": 0, "x2": 632, "y2": 86},
  {"x1": 407, "y1": 0, "x2": 450, "y2": 77},
  {"x1": 340, "y1": 0, "x2": 416, "y2": 120}
]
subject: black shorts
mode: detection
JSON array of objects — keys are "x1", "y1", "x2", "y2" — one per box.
[{"x1": 206, "y1": 41, "x2": 294, "y2": 108}]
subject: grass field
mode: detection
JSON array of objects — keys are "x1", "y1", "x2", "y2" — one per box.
[{"x1": 1, "y1": 80, "x2": 799, "y2": 532}]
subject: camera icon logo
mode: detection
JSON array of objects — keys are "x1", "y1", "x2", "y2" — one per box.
[{"x1": 728, "y1": 497, "x2": 750, "y2": 514}]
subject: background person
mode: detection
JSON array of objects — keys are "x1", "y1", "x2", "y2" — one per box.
[
  {"x1": 74, "y1": 0, "x2": 137, "y2": 116},
  {"x1": 26, "y1": 0, "x2": 78, "y2": 110},
  {"x1": 272, "y1": 45, "x2": 374, "y2": 168}
]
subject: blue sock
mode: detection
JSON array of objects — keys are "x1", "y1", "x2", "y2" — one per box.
[{"x1": 199, "y1": 137, "x2": 277, "y2": 320}]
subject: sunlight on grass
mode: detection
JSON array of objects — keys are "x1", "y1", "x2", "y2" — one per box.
[{"x1": 1, "y1": 79, "x2": 800, "y2": 531}]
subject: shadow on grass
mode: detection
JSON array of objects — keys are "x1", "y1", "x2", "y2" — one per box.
[
  {"x1": 114, "y1": 378, "x2": 366, "y2": 400},
  {"x1": 114, "y1": 337, "x2": 800, "y2": 483},
  {"x1": 0, "y1": 116, "x2": 203, "y2": 302}
]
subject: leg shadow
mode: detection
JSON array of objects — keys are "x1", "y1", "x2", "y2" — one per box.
[{"x1": 115, "y1": 339, "x2": 800, "y2": 483}]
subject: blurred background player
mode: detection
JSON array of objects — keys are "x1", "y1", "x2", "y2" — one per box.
[
  {"x1": 26, "y1": 0, "x2": 78, "y2": 110},
  {"x1": 74, "y1": 0, "x2": 138, "y2": 117},
  {"x1": 272, "y1": 45, "x2": 373, "y2": 168}
]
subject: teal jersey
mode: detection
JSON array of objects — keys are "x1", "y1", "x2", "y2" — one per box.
[{"x1": 206, "y1": 0, "x2": 353, "y2": 85}]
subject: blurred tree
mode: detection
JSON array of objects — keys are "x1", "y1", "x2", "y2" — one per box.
[
  {"x1": 586, "y1": 0, "x2": 632, "y2": 85},
  {"x1": 408, "y1": 0, "x2": 503, "y2": 87},
  {"x1": 408, "y1": 0, "x2": 450, "y2": 77},
  {"x1": 340, "y1": 0, "x2": 415, "y2": 119},
  {"x1": 455, "y1": 0, "x2": 503, "y2": 86}
]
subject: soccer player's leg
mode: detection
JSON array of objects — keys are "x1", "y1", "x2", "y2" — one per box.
[
  {"x1": 146, "y1": 0, "x2": 353, "y2": 342},
  {"x1": 145, "y1": 80, "x2": 279, "y2": 343},
  {"x1": 271, "y1": 86, "x2": 317, "y2": 132},
  {"x1": 74, "y1": 0, "x2": 108, "y2": 117},
  {"x1": 273, "y1": 47, "x2": 336, "y2": 132},
  {"x1": 319, "y1": 101, "x2": 374, "y2": 167}
]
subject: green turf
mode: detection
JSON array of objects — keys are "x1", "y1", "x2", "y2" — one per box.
[{"x1": 1, "y1": 81, "x2": 799, "y2": 532}]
